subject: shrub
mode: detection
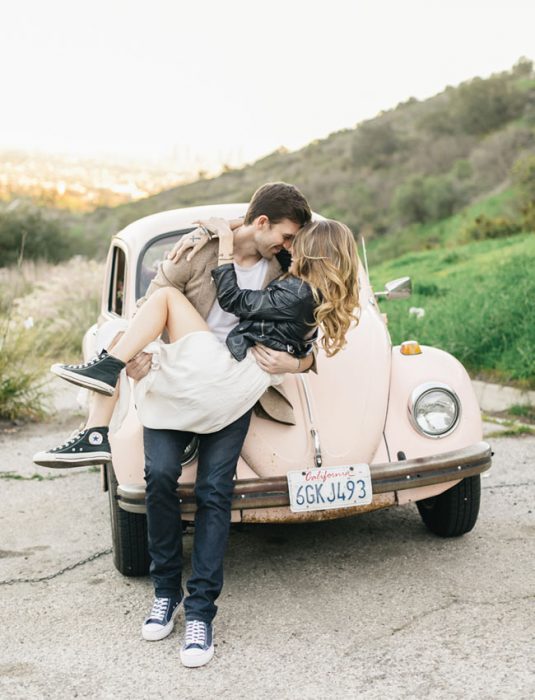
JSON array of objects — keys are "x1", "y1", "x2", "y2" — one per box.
[
  {"x1": 413, "y1": 281, "x2": 447, "y2": 297},
  {"x1": 512, "y1": 153, "x2": 535, "y2": 200},
  {"x1": 0, "y1": 317, "x2": 48, "y2": 420},
  {"x1": 419, "y1": 106, "x2": 457, "y2": 136},
  {"x1": 470, "y1": 126, "x2": 535, "y2": 190},
  {"x1": 460, "y1": 215, "x2": 523, "y2": 242},
  {"x1": 451, "y1": 75, "x2": 526, "y2": 135},
  {"x1": 453, "y1": 159, "x2": 473, "y2": 180},
  {"x1": 511, "y1": 154, "x2": 535, "y2": 231},
  {"x1": 394, "y1": 175, "x2": 465, "y2": 225},
  {"x1": 520, "y1": 201, "x2": 535, "y2": 232},
  {"x1": 442, "y1": 252, "x2": 464, "y2": 265},
  {"x1": 423, "y1": 177, "x2": 462, "y2": 221},
  {"x1": 0, "y1": 206, "x2": 74, "y2": 265},
  {"x1": 393, "y1": 177, "x2": 428, "y2": 224},
  {"x1": 351, "y1": 121, "x2": 402, "y2": 167},
  {"x1": 511, "y1": 57, "x2": 534, "y2": 79}
]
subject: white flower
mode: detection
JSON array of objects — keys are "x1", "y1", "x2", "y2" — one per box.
[
  {"x1": 23, "y1": 316, "x2": 34, "y2": 329},
  {"x1": 409, "y1": 307, "x2": 425, "y2": 320}
]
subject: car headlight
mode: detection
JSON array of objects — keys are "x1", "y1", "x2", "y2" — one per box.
[{"x1": 409, "y1": 382, "x2": 461, "y2": 438}]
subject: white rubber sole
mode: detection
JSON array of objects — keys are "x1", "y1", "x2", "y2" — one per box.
[
  {"x1": 33, "y1": 450, "x2": 112, "y2": 468},
  {"x1": 141, "y1": 601, "x2": 182, "y2": 641},
  {"x1": 50, "y1": 364, "x2": 115, "y2": 396},
  {"x1": 180, "y1": 643, "x2": 215, "y2": 668}
]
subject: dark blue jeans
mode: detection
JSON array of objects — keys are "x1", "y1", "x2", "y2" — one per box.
[{"x1": 143, "y1": 408, "x2": 252, "y2": 623}]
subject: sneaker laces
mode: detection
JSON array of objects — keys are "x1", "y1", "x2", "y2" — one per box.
[
  {"x1": 67, "y1": 355, "x2": 100, "y2": 370},
  {"x1": 52, "y1": 428, "x2": 86, "y2": 451},
  {"x1": 184, "y1": 620, "x2": 207, "y2": 646},
  {"x1": 148, "y1": 597, "x2": 170, "y2": 622}
]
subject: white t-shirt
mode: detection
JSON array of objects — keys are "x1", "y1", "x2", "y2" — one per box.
[{"x1": 206, "y1": 258, "x2": 269, "y2": 343}]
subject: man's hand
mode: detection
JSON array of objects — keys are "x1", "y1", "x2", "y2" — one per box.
[
  {"x1": 125, "y1": 351, "x2": 152, "y2": 380},
  {"x1": 251, "y1": 345, "x2": 313, "y2": 374}
]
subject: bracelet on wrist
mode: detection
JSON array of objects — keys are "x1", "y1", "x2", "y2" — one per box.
[{"x1": 199, "y1": 224, "x2": 217, "y2": 240}]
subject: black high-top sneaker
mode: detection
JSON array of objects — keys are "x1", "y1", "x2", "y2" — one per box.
[
  {"x1": 51, "y1": 350, "x2": 126, "y2": 395},
  {"x1": 33, "y1": 427, "x2": 111, "y2": 468}
]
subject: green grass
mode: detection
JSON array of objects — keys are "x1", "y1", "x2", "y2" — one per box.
[
  {"x1": 508, "y1": 404, "x2": 535, "y2": 421},
  {"x1": 370, "y1": 232, "x2": 535, "y2": 386},
  {"x1": 485, "y1": 425, "x2": 535, "y2": 438},
  {"x1": 0, "y1": 471, "x2": 54, "y2": 480}
]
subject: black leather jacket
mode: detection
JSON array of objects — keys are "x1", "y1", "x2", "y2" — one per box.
[{"x1": 211, "y1": 263, "x2": 318, "y2": 361}]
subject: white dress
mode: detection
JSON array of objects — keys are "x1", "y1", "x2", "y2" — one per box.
[
  {"x1": 91, "y1": 320, "x2": 283, "y2": 434},
  {"x1": 133, "y1": 331, "x2": 284, "y2": 433}
]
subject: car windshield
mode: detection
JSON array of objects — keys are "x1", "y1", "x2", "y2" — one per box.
[{"x1": 136, "y1": 230, "x2": 192, "y2": 299}]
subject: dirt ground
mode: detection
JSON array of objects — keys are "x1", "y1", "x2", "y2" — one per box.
[{"x1": 0, "y1": 386, "x2": 534, "y2": 699}]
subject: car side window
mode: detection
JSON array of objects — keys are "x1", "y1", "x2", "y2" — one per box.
[
  {"x1": 136, "y1": 231, "x2": 188, "y2": 300},
  {"x1": 109, "y1": 246, "x2": 126, "y2": 316}
]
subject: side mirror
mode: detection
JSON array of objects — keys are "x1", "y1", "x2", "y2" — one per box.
[{"x1": 375, "y1": 276, "x2": 412, "y2": 300}]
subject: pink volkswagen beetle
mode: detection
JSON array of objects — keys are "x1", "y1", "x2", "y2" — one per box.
[{"x1": 83, "y1": 203, "x2": 492, "y2": 576}]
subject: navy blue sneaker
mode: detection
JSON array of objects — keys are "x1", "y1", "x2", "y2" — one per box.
[
  {"x1": 180, "y1": 620, "x2": 214, "y2": 667},
  {"x1": 142, "y1": 596, "x2": 182, "y2": 641},
  {"x1": 33, "y1": 427, "x2": 111, "y2": 468},
  {"x1": 51, "y1": 350, "x2": 126, "y2": 396}
]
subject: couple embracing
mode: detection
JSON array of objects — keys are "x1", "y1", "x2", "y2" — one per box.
[{"x1": 34, "y1": 182, "x2": 360, "y2": 668}]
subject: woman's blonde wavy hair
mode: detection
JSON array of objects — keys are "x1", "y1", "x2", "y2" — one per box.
[{"x1": 291, "y1": 219, "x2": 360, "y2": 357}]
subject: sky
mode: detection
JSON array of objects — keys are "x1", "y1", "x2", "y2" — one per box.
[{"x1": 1, "y1": 0, "x2": 534, "y2": 174}]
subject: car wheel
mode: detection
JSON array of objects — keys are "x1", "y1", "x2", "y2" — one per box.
[
  {"x1": 416, "y1": 475, "x2": 481, "y2": 537},
  {"x1": 107, "y1": 463, "x2": 150, "y2": 576}
]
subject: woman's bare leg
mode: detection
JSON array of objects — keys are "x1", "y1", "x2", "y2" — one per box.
[
  {"x1": 33, "y1": 288, "x2": 211, "y2": 466},
  {"x1": 85, "y1": 391, "x2": 118, "y2": 429},
  {"x1": 110, "y1": 287, "x2": 209, "y2": 362},
  {"x1": 84, "y1": 287, "x2": 209, "y2": 429}
]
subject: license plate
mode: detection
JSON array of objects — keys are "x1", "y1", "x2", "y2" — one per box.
[{"x1": 287, "y1": 464, "x2": 373, "y2": 513}]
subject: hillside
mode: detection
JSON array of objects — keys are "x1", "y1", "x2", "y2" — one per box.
[
  {"x1": 80, "y1": 58, "x2": 535, "y2": 258},
  {"x1": 2, "y1": 60, "x2": 534, "y2": 266}
]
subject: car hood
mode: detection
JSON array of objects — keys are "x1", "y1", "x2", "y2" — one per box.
[{"x1": 241, "y1": 296, "x2": 392, "y2": 477}]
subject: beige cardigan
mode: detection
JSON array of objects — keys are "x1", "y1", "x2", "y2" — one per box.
[{"x1": 139, "y1": 240, "x2": 313, "y2": 424}]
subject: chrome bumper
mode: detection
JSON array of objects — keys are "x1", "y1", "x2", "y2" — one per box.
[{"x1": 116, "y1": 441, "x2": 492, "y2": 516}]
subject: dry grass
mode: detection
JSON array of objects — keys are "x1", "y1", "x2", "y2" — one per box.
[
  {"x1": 0, "y1": 257, "x2": 104, "y2": 420},
  {"x1": 0, "y1": 260, "x2": 56, "y2": 312}
]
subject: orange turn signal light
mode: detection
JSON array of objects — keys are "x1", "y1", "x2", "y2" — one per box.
[{"x1": 400, "y1": 340, "x2": 422, "y2": 356}]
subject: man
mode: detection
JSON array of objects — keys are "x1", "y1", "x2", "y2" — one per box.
[{"x1": 129, "y1": 183, "x2": 313, "y2": 668}]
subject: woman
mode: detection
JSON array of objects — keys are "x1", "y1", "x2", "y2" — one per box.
[{"x1": 33, "y1": 218, "x2": 360, "y2": 468}]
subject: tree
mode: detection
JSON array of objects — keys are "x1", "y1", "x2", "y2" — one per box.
[
  {"x1": 0, "y1": 206, "x2": 73, "y2": 265},
  {"x1": 351, "y1": 121, "x2": 401, "y2": 167},
  {"x1": 393, "y1": 175, "x2": 464, "y2": 226},
  {"x1": 512, "y1": 57, "x2": 533, "y2": 78},
  {"x1": 451, "y1": 75, "x2": 526, "y2": 135}
]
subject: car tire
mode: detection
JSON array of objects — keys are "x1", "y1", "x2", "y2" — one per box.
[
  {"x1": 416, "y1": 475, "x2": 481, "y2": 537},
  {"x1": 107, "y1": 463, "x2": 151, "y2": 576}
]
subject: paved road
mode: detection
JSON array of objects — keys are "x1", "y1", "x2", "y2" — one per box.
[{"x1": 1, "y1": 407, "x2": 534, "y2": 699}]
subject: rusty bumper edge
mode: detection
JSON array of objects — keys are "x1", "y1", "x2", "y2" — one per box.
[{"x1": 117, "y1": 441, "x2": 491, "y2": 514}]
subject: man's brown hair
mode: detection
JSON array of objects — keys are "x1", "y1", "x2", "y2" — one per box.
[{"x1": 244, "y1": 182, "x2": 312, "y2": 227}]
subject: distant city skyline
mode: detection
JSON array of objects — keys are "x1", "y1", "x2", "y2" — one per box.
[
  {"x1": 1, "y1": 0, "x2": 534, "y2": 174},
  {"x1": 0, "y1": 148, "x2": 196, "y2": 210}
]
